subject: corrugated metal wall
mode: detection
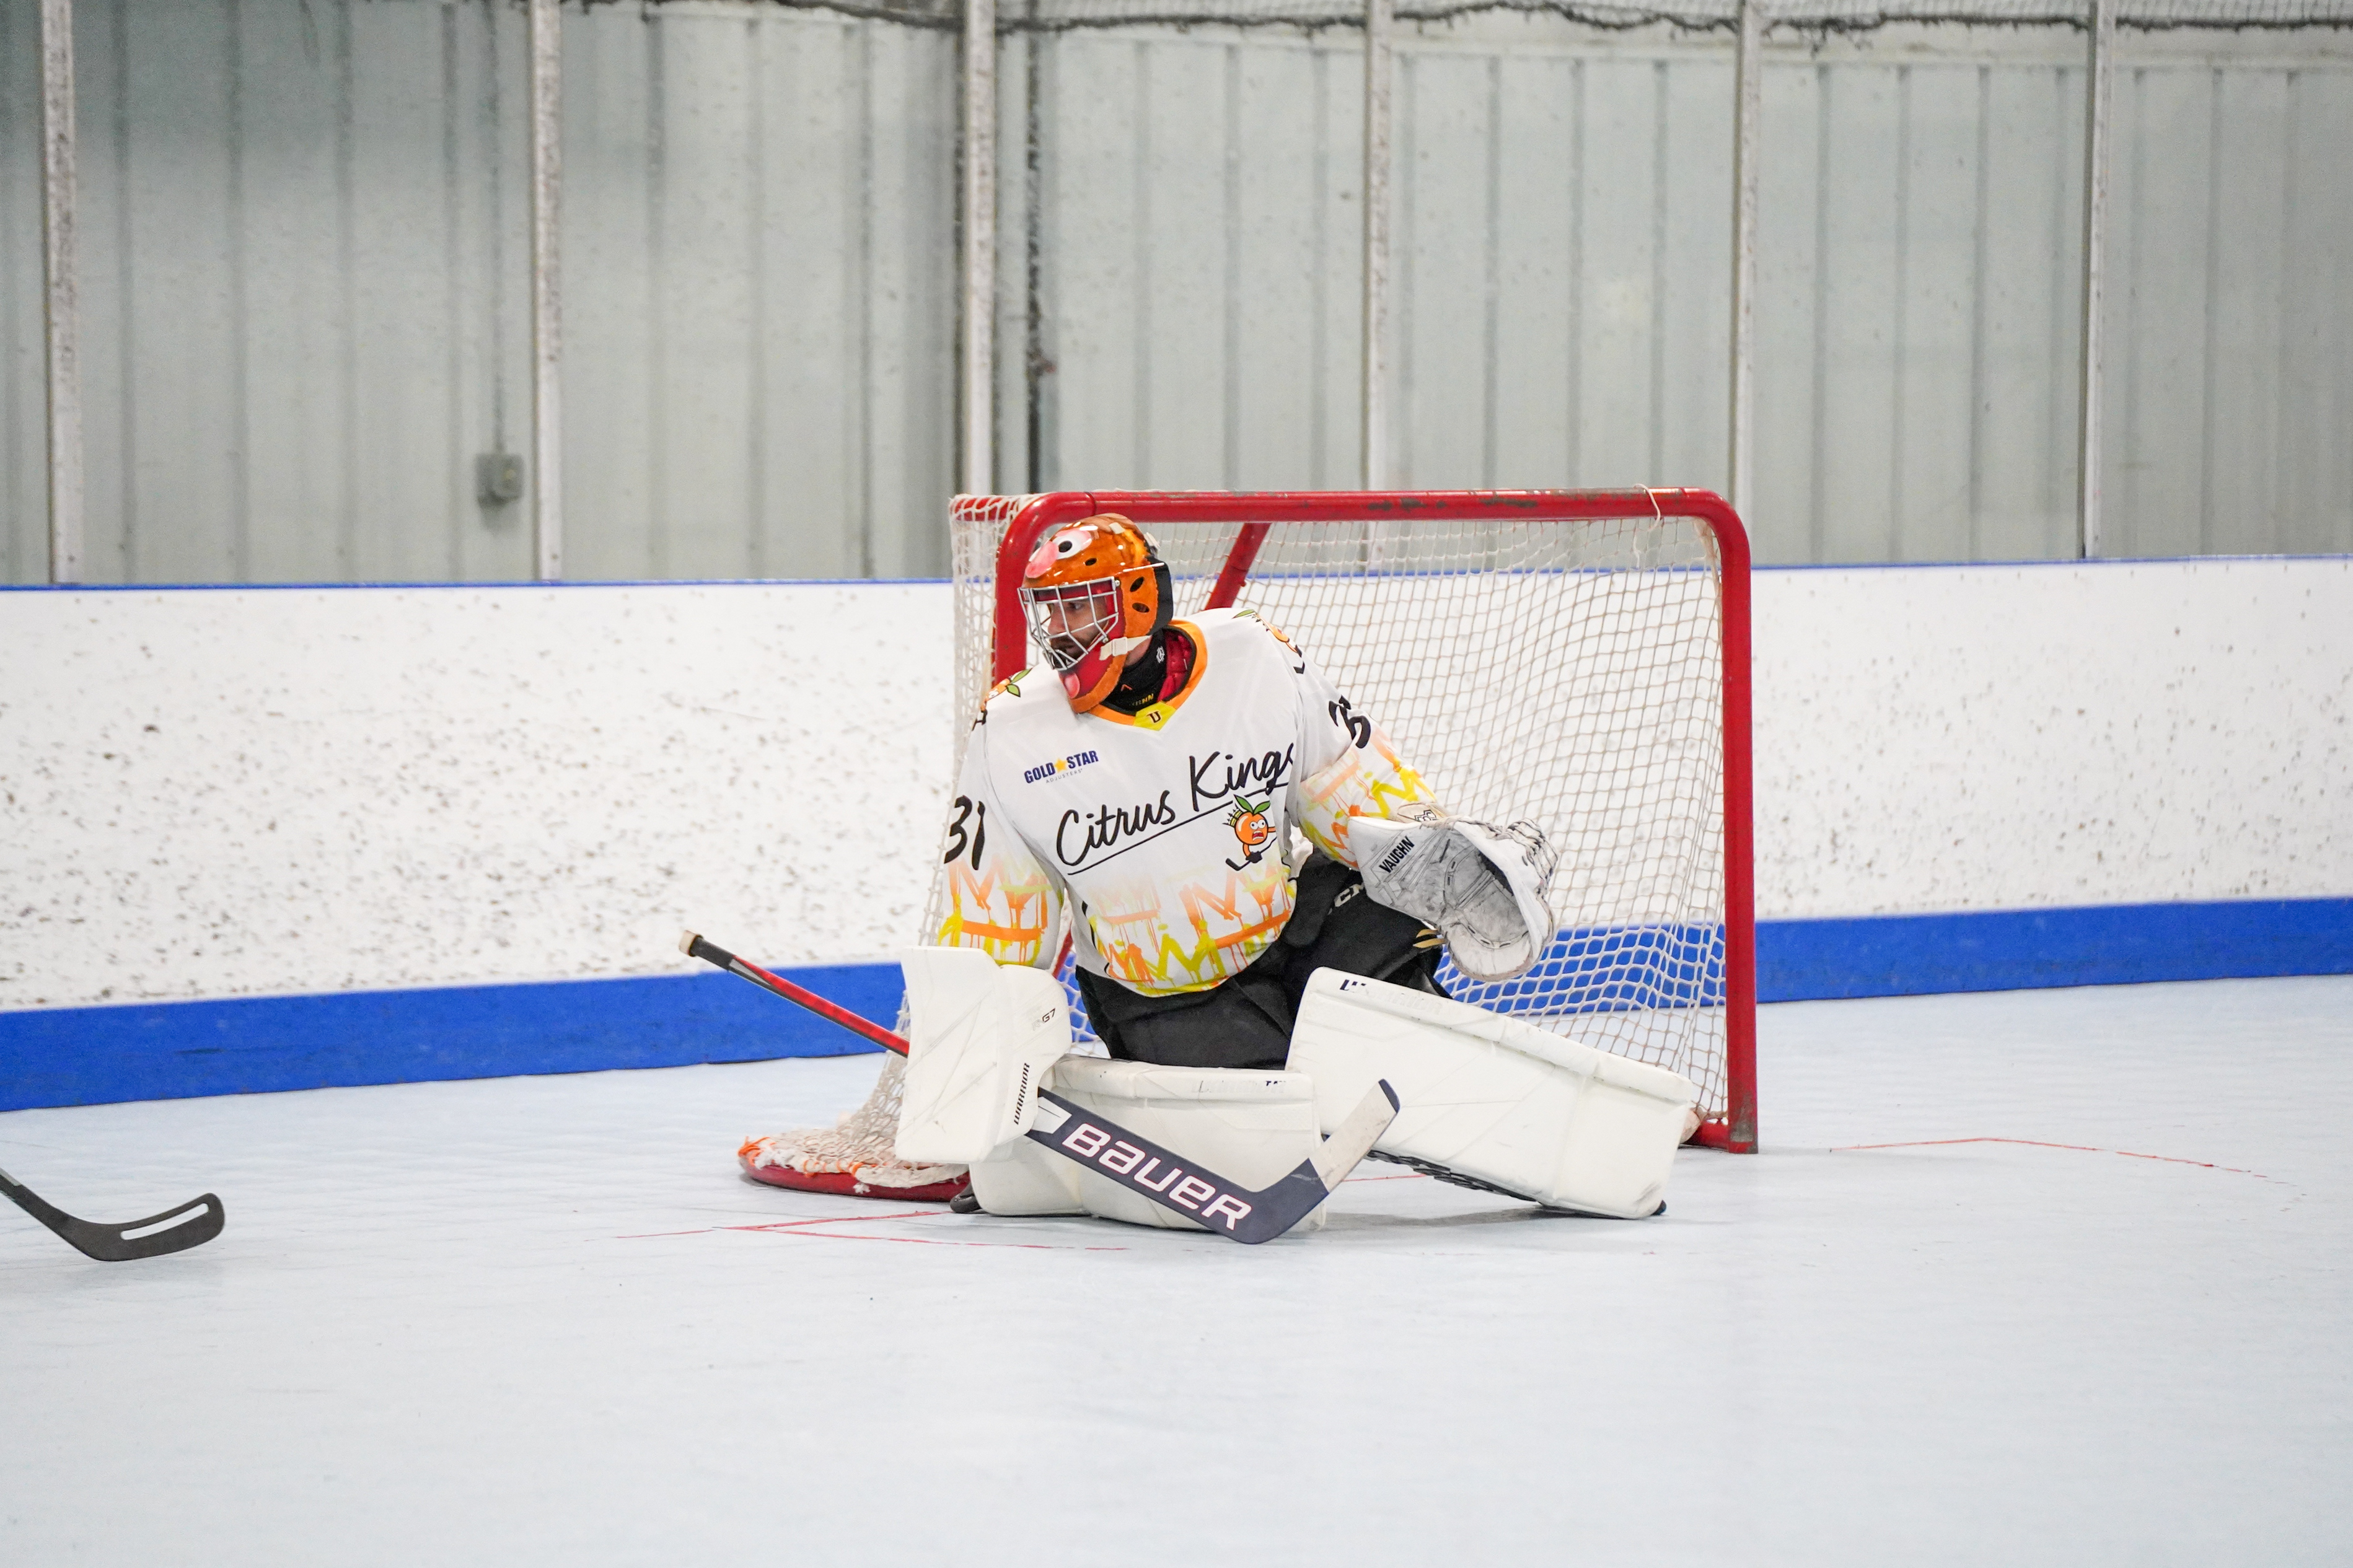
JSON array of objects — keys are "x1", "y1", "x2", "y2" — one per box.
[
  {"x1": 1006, "y1": 21, "x2": 2352, "y2": 562},
  {"x1": 2103, "y1": 56, "x2": 2353, "y2": 556},
  {"x1": 562, "y1": 4, "x2": 954, "y2": 580},
  {"x1": 1, "y1": 2, "x2": 2347, "y2": 582},
  {"x1": 3, "y1": 0, "x2": 536, "y2": 584},
  {"x1": 1757, "y1": 50, "x2": 2088, "y2": 564},
  {"x1": 0, "y1": 0, "x2": 954, "y2": 585}
]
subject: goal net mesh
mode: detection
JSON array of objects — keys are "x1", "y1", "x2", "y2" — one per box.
[{"x1": 758, "y1": 493, "x2": 1736, "y2": 1190}]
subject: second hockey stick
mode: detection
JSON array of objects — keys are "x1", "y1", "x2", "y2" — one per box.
[{"x1": 1, "y1": 1166, "x2": 224, "y2": 1262}]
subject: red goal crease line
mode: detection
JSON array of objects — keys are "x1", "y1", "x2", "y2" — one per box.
[
  {"x1": 618, "y1": 1211, "x2": 1132, "y2": 1252},
  {"x1": 1832, "y1": 1136, "x2": 2273, "y2": 1180}
]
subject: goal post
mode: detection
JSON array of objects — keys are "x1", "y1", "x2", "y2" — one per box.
[{"x1": 959, "y1": 488, "x2": 1756, "y2": 1153}]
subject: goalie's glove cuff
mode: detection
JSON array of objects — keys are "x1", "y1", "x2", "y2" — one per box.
[{"x1": 1348, "y1": 806, "x2": 1558, "y2": 983}]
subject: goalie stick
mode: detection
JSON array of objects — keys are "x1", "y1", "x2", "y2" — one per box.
[
  {"x1": 680, "y1": 929, "x2": 1397, "y2": 1243},
  {"x1": 680, "y1": 931, "x2": 910, "y2": 1056},
  {"x1": 0, "y1": 1166, "x2": 224, "y2": 1261},
  {"x1": 1029, "y1": 1080, "x2": 1398, "y2": 1245}
]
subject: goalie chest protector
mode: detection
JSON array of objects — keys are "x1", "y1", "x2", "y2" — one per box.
[{"x1": 945, "y1": 608, "x2": 1431, "y2": 997}]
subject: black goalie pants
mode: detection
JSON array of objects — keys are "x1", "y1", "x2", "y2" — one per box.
[{"x1": 1073, "y1": 856, "x2": 1443, "y2": 1072}]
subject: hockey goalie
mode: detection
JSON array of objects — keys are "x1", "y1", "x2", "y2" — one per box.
[{"x1": 740, "y1": 514, "x2": 1694, "y2": 1223}]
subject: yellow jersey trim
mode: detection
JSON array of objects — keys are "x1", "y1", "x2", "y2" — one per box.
[{"x1": 1086, "y1": 622, "x2": 1207, "y2": 730}]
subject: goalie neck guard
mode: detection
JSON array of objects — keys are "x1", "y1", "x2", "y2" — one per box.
[{"x1": 1018, "y1": 514, "x2": 1174, "y2": 714}]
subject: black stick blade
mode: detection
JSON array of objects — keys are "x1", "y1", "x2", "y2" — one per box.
[{"x1": 0, "y1": 1169, "x2": 226, "y2": 1261}]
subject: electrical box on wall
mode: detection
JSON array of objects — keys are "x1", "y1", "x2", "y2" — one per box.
[{"x1": 477, "y1": 454, "x2": 524, "y2": 508}]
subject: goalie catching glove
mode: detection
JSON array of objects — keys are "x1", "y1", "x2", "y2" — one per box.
[{"x1": 1348, "y1": 806, "x2": 1558, "y2": 983}]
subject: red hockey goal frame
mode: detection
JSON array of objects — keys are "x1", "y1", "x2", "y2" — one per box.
[{"x1": 974, "y1": 488, "x2": 1756, "y2": 1153}]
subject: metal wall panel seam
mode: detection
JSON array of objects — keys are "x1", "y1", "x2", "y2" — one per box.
[
  {"x1": 2078, "y1": 0, "x2": 2114, "y2": 558},
  {"x1": 1361, "y1": 0, "x2": 1391, "y2": 488},
  {"x1": 41, "y1": 0, "x2": 82, "y2": 584},
  {"x1": 1728, "y1": 0, "x2": 1760, "y2": 519},
  {"x1": 529, "y1": 0, "x2": 563, "y2": 580},
  {"x1": 961, "y1": 0, "x2": 995, "y2": 496}
]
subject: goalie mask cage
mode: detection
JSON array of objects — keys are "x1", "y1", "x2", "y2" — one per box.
[{"x1": 750, "y1": 488, "x2": 1754, "y2": 1191}]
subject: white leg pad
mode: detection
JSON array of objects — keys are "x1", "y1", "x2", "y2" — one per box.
[
  {"x1": 968, "y1": 1058, "x2": 1328, "y2": 1233},
  {"x1": 892, "y1": 947, "x2": 1073, "y2": 1166},
  {"x1": 1286, "y1": 968, "x2": 1697, "y2": 1219}
]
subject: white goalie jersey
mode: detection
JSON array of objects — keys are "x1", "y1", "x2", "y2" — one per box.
[{"x1": 935, "y1": 608, "x2": 1436, "y2": 996}]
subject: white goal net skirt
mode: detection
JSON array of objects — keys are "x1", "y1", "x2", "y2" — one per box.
[
  {"x1": 757, "y1": 488, "x2": 1757, "y2": 1191},
  {"x1": 737, "y1": 1054, "x2": 972, "y2": 1194}
]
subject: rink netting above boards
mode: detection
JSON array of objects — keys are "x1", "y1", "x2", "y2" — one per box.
[
  {"x1": 609, "y1": 0, "x2": 2353, "y2": 34},
  {"x1": 928, "y1": 499, "x2": 1735, "y2": 1118}
]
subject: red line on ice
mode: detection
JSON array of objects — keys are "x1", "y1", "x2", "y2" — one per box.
[
  {"x1": 1832, "y1": 1136, "x2": 2272, "y2": 1180},
  {"x1": 620, "y1": 1211, "x2": 1129, "y2": 1251}
]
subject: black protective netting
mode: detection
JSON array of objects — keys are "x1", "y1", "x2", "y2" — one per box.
[
  {"x1": 1002, "y1": 0, "x2": 2353, "y2": 30},
  {"x1": 628, "y1": 0, "x2": 2353, "y2": 31}
]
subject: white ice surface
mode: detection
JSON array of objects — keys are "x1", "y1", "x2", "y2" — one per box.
[{"x1": 4, "y1": 977, "x2": 2349, "y2": 1566}]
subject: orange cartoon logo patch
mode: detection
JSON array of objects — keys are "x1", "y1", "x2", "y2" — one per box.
[{"x1": 1225, "y1": 795, "x2": 1273, "y2": 869}]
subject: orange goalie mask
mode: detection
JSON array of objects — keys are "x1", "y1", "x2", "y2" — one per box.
[{"x1": 1018, "y1": 514, "x2": 1174, "y2": 714}]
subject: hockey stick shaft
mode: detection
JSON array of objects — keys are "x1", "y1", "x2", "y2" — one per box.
[
  {"x1": 0, "y1": 1165, "x2": 224, "y2": 1262},
  {"x1": 678, "y1": 930, "x2": 909, "y2": 1056}
]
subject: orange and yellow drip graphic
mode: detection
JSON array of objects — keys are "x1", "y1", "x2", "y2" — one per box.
[
  {"x1": 934, "y1": 860, "x2": 1057, "y2": 966},
  {"x1": 1089, "y1": 859, "x2": 1293, "y2": 995},
  {"x1": 1297, "y1": 731, "x2": 1434, "y2": 864}
]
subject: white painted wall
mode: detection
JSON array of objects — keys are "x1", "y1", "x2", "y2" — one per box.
[
  {"x1": 1754, "y1": 558, "x2": 2353, "y2": 916},
  {"x1": 2, "y1": 558, "x2": 2346, "y2": 1010},
  {"x1": 0, "y1": 584, "x2": 953, "y2": 1009}
]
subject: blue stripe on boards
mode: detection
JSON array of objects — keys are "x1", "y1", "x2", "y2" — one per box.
[
  {"x1": 1757, "y1": 898, "x2": 2353, "y2": 1002},
  {"x1": 2, "y1": 899, "x2": 2347, "y2": 1113},
  {"x1": 0, "y1": 964, "x2": 897, "y2": 1115}
]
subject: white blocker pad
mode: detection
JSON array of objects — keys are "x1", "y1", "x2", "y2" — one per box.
[
  {"x1": 892, "y1": 947, "x2": 1074, "y2": 1167},
  {"x1": 1286, "y1": 968, "x2": 1696, "y2": 1219},
  {"x1": 967, "y1": 1059, "x2": 1329, "y2": 1234}
]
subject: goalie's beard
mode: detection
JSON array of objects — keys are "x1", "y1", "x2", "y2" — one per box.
[
  {"x1": 1055, "y1": 639, "x2": 1124, "y2": 711},
  {"x1": 1048, "y1": 623, "x2": 1186, "y2": 714},
  {"x1": 1026, "y1": 577, "x2": 1122, "y2": 696}
]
